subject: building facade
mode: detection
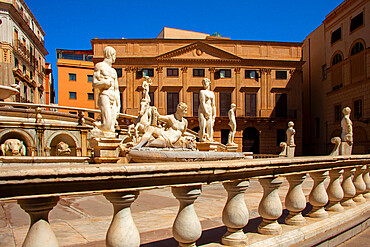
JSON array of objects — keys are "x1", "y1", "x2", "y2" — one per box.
[
  {"x1": 303, "y1": 0, "x2": 370, "y2": 154},
  {"x1": 90, "y1": 28, "x2": 303, "y2": 154},
  {"x1": 0, "y1": 0, "x2": 48, "y2": 103}
]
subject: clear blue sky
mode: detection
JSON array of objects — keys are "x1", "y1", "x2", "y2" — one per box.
[{"x1": 27, "y1": 0, "x2": 344, "y2": 103}]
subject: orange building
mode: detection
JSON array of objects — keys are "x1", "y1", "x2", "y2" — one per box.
[{"x1": 56, "y1": 49, "x2": 96, "y2": 117}]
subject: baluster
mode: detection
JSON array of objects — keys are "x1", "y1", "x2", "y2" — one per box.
[
  {"x1": 222, "y1": 180, "x2": 249, "y2": 246},
  {"x1": 364, "y1": 165, "x2": 370, "y2": 199},
  {"x1": 258, "y1": 177, "x2": 283, "y2": 235},
  {"x1": 353, "y1": 165, "x2": 366, "y2": 203},
  {"x1": 172, "y1": 185, "x2": 202, "y2": 247},
  {"x1": 326, "y1": 169, "x2": 344, "y2": 211},
  {"x1": 341, "y1": 167, "x2": 357, "y2": 207},
  {"x1": 104, "y1": 191, "x2": 140, "y2": 247},
  {"x1": 285, "y1": 174, "x2": 306, "y2": 225},
  {"x1": 18, "y1": 196, "x2": 59, "y2": 247},
  {"x1": 308, "y1": 171, "x2": 329, "y2": 218}
]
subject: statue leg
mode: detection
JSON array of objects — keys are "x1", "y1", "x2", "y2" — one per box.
[
  {"x1": 99, "y1": 96, "x2": 112, "y2": 132},
  {"x1": 132, "y1": 126, "x2": 155, "y2": 149},
  {"x1": 198, "y1": 115, "x2": 206, "y2": 142}
]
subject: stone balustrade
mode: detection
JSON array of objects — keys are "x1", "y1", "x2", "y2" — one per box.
[{"x1": 0, "y1": 155, "x2": 369, "y2": 247}]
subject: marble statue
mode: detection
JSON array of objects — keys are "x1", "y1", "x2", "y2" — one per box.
[
  {"x1": 132, "y1": 102, "x2": 188, "y2": 149},
  {"x1": 56, "y1": 141, "x2": 71, "y2": 156},
  {"x1": 340, "y1": 107, "x2": 353, "y2": 155},
  {"x1": 92, "y1": 46, "x2": 120, "y2": 137},
  {"x1": 227, "y1": 103, "x2": 237, "y2": 146},
  {"x1": 142, "y1": 76, "x2": 152, "y2": 103},
  {"x1": 198, "y1": 78, "x2": 216, "y2": 142},
  {"x1": 286, "y1": 121, "x2": 296, "y2": 146},
  {"x1": 1, "y1": 139, "x2": 26, "y2": 156}
]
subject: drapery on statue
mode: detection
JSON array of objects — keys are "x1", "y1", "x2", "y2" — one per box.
[
  {"x1": 198, "y1": 78, "x2": 216, "y2": 142},
  {"x1": 132, "y1": 102, "x2": 188, "y2": 149},
  {"x1": 286, "y1": 121, "x2": 296, "y2": 146},
  {"x1": 341, "y1": 107, "x2": 353, "y2": 145},
  {"x1": 92, "y1": 46, "x2": 120, "y2": 137},
  {"x1": 227, "y1": 103, "x2": 237, "y2": 146},
  {"x1": 142, "y1": 76, "x2": 152, "y2": 103},
  {"x1": 1, "y1": 139, "x2": 26, "y2": 156}
]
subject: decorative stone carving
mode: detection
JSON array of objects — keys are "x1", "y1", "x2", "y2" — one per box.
[
  {"x1": 308, "y1": 171, "x2": 329, "y2": 218},
  {"x1": 330, "y1": 137, "x2": 341, "y2": 156},
  {"x1": 341, "y1": 167, "x2": 357, "y2": 207},
  {"x1": 92, "y1": 46, "x2": 120, "y2": 138},
  {"x1": 141, "y1": 76, "x2": 152, "y2": 103},
  {"x1": 227, "y1": 103, "x2": 237, "y2": 146},
  {"x1": 279, "y1": 142, "x2": 287, "y2": 156},
  {"x1": 258, "y1": 177, "x2": 283, "y2": 235},
  {"x1": 222, "y1": 180, "x2": 249, "y2": 246},
  {"x1": 1, "y1": 139, "x2": 26, "y2": 156},
  {"x1": 340, "y1": 107, "x2": 353, "y2": 155},
  {"x1": 285, "y1": 174, "x2": 306, "y2": 225},
  {"x1": 104, "y1": 192, "x2": 140, "y2": 247},
  {"x1": 56, "y1": 141, "x2": 71, "y2": 156},
  {"x1": 353, "y1": 165, "x2": 366, "y2": 203},
  {"x1": 198, "y1": 78, "x2": 216, "y2": 142},
  {"x1": 132, "y1": 102, "x2": 188, "y2": 149},
  {"x1": 326, "y1": 169, "x2": 344, "y2": 211},
  {"x1": 172, "y1": 185, "x2": 202, "y2": 247}
]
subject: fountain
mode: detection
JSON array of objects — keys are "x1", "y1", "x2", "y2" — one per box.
[{"x1": 0, "y1": 84, "x2": 20, "y2": 100}]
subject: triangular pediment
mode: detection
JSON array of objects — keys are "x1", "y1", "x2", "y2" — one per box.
[{"x1": 156, "y1": 42, "x2": 242, "y2": 61}]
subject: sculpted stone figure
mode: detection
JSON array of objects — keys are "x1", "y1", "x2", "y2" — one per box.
[
  {"x1": 142, "y1": 76, "x2": 152, "y2": 103},
  {"x1": 132, "y1": 102, "x2": 188, "y2": 149},
  {"x1": 1, "y1": 139, "x2": 26, "y2": 156},
  {"x1": 198, "y1": 78, "x2": 216, "y2": 142},
  {"x1": 227, "y1": 103, "x2": 237, "y2": 146},
  {"x1": 56, "y1": 141, "x2": 71, "y2": 156},
  {"x1": 341, "y1": 107, "x2": 353, "y2": 145},
  {"x1": 92, "y1": 46, "x2": 120, "y2": 136},
  {"x1": 286, "y1": 121, "x2": 296, "y2": 146}
]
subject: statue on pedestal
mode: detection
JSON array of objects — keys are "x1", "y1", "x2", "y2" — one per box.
[
  {"x1": 340, "y1": 107, "x2": 353, "y2": 155},
  {"x1": 91, "y1": 46, "x2": 120, "y2": 137},
  {"x1": 227, "y1": 103, "x2": 237, "y2": 146},
  {"x1": 198, "y1": 78, "x2": 216, "y2": 142},
  {"x1": 286, "y1": 121, "x2": 296, "y2": 147},
  {"x1": 142, "y1": 76, "x2": 152, "y2": 103}
]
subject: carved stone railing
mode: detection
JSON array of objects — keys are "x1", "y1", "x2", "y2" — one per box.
[{"x1": 0, "y1": 155, "x2": 369, "y2": 246}]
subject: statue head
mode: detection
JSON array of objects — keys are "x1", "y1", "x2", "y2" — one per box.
[
  {"x1": 177, "y1": 102, "x2": 188, "y2": 115},
  {"x1": 144, "y1": 76, "x2": 152, "y2": 83},
  {"x1": 288, "y1": 121, "x2": 294, "y2": 128},
  {"x1": 342, "y1": 107, "x2": 351, "y2": 116},
  {"x1": 202, "y1": 78, "x2": 211, "y2": 89},
  {"x1": 103, "y1": 46, "x2": 116, "y2": 63},
  {"x1": 230, "y1": 103, "x2": 236, "y2": 109}
]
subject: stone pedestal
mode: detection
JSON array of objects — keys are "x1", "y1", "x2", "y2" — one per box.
[
  {"x1": 340, "y1": 142, "x2": 352, "y2": 155},
  {"x1": 89, "y1": 137, "x2": 121, "y2": 163},
  {"x1": 226, "y1": 144, "x2": 238, "y2": 152},
  {"x1": 196, "y1": 142, "x2": 219, "y2": 152},
  {"x1": 287, "y1": 145, "x2": 296, "y2": 158}
]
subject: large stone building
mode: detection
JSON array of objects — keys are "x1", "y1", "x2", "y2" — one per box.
[
  {"x1": 302, "y1": 0, "x2": 370, "y2": 155},
  {"x1": 90, "y1": 27, "x2": 303, "y2": 154},
  {"x1": 0, "y1": 0, "x2": 48, "y2": 103}
]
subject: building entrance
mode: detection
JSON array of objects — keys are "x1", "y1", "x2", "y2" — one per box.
[{"x1": 242, "y1": 127, "x2": 260, "y2": 154}]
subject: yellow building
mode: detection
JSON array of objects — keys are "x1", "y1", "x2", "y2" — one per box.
[{"x1": 302, "y1": 0, "x2": 370, "y2": 154}]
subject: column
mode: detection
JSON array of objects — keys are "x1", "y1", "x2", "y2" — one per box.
[
  {"x1": 341, "y1": 167, "x2": 356, "y2": 207},
  {"x1": 209, "y1": 67, "x2": 215, "y2": 91},
  {"x1": 18, "y1": 197, "x2": 59, "y2": 247},
  {"x1": 234, "y1": 68, "x2": 242, "y2": 116},
  {"x1": 308, "y1": 171, "x2": 329, "y2": 218},
  {"x1": 326, "y1": 169, "x2": 344, "y2": 211},
  {"x1": 104, "y1": 191, "x2": 140, "y2": 247},
  {"x1": 353, "y1": 165, "x2": 366, "y2": 203},
  {"x1": 125, "y1": 67, "x2": 133, "y2": 110},
  {"x1": 156, "y1": 66, "x2": 164, "y2": 114},
  {"x1": 258, "y1": 177, "x2": 283, "y2": 235},
  {"x1": 181, "y1": 67, "x2": 188, "y2": 107},
  {"x1": 285, "y1": 174, "x2": 306, "y2": 225},
  {"x1": 222, "y1": 180, "x2": 249, "y2": 246},
  {"x1": 172, "y1": 185, "x2": 202, "y2": 247},
  {"x1": 364, "y1": 165, "x2": 370, "y2": 199}
]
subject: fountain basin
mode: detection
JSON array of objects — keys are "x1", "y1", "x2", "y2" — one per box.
[{"x1": 0, "y1": 85, "x2": 19, "y2": 100}]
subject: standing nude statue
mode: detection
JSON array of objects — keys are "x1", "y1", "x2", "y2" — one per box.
[
  {"x1": 227, "y1": 103, "x2": 237, "y2": 145},
  {"x1": 198, "y1": 78, "x2": 216, "y2": 142},
  {"x1": 92, "y1": 46, "x2": 120, "y2": 136},
  {"x1": 286, "y1": 121, "x2": 296, "y2": 146},
  {"x1": 341, "y1": 107, "x2": 353, "y2": 145},
  {"x1": 142, "y1": 76, "x2": 152, "y2": 103}
]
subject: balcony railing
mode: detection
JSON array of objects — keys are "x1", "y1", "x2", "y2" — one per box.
[{"x1": 0, "y1": 155, "x2": 369, "y2": 246}]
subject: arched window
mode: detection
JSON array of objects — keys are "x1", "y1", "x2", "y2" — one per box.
[
  {"x1": 332, "y1": 53, "x2": 343, "y2": 66},
  {"x1": 350, "y1": 42, "x2": 364, "y2": 56}
]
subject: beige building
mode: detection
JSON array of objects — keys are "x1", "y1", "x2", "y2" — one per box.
[
  {"x1": 303, "y1": 0, "x2": 370, "y2": 154},
  {"x1": 0, "y1": 0, "x2": 48, "y2": 103},
  {"x1": 92, "y1": 27, "x2": 303, "y2": 154}
]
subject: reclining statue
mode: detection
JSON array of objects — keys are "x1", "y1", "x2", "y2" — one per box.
[{"x1": 1, "y1": 139, "x2": 26, "y2": 156}]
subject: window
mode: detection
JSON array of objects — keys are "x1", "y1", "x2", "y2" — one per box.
[
  {"x1": 334, "y1": 104, "x2": 341, "y2": 121},
  {"x1": 22, "y1": 65, "x2": 26, "y2": 74},
  {"x1": 30, "y1": 71, "x2": 33, "y2": 80},
  {"x1": 88, "y1": 112, "x2": 94, "y2": 118},
  {"x1": 69, "y1": 92, "x2": 77, "y2": 99},
  {"x1": 322, "y1": 65, "x2": 327, "y2": 80},
  {"x1": 221, "y1": 129, "x2": 229, "y2": 145},
  {"x1": 87, "y1": 93, "x2": 94, "y2": 100},
  {"x1": 245, "y1": 70, "x2": 257, "y2": 79},
  {"x1": 331, "y1": 27, "x2": 342, "y2": 44},
  {"x1": 220, "y1": 92, "x2": 231, "y2": 116},
  {"x1": 193, "y1": 69, "x2": 205, "y2": 77},
  {"x1": 332, "y1": 53, "x2": 343, "y2": 66},
  {"x1": 23, "y1": 85, "x2": 27, "y2": 101},
  {"x1": 14, "y1": 58, "x2": 19, "y2": 68},
  {"x1": 87, "y1": 75, "x2": 93, "y2": 82},
  {"x1": 143, "y1": 68, "x2": 154, "y2": 77},
  {"x1": 167, "y1": 92, "x2": 179, "y2": 114},
  {"x1": 193, "y1": 92, "x2": 199, "y2": 116},
  {"x1": 354, "y1": 99, "x2": 362, "y2": 119},
  {"x1": 167, "y1": 68, "x2": 179, "y2": 77},
  {"x1": 245, "y1": 93, "x2": 257, "y2": 117},
  {"x1": 350, "y1": 12, "x2": 363, "y2": 32},
  {"x1": 350, "y1": 42, "x2": 364, "y2": 56},
  {"x1": 275, "y1": 71, "x2": 287, "y2": 80},
  {"x1": 149, "y1": 92, "x2": 154, "y2": 106},
  {"x1": 69, "y1": 73, "x2": 76, "y2": 81},
  {"x1": 115, "y1": 68, "x2": 122, "y2": 78},
  {"x1": 277, "y1": 129, "x2": 286, "y2": 146},
  {"x1": 215, "y1": 69, "x2": 231, "y2": 79},
  {"x1": 275, "y1": 93, "x2": 287, "y2": 117}
]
